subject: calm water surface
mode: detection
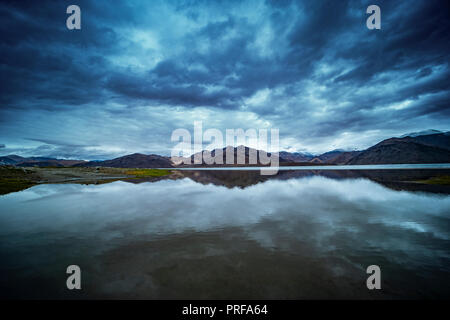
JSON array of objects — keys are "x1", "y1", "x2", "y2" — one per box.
[
  {"x1": 0, "y1": 172, "x2": 449, "y2": 299},
  {"x1": 171, "y1": 163, "x2": 450, "y2": 170}
]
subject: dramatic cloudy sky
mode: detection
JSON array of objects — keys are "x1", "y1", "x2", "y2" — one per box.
[{"x1": 0, "y1": 0, "x2": 449, "y2": 159}]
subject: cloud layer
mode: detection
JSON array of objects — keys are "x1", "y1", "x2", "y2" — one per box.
[{"x1": 0, "y1": 0, "x2": 449, "y2": 158}]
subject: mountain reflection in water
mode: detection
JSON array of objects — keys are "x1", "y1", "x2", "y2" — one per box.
[{"x1": 0, "y1": 170, "x2": 449, "y2": 299}]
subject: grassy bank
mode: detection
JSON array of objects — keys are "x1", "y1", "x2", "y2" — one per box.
[
  {"x1": 0, "y1": 166, "x2": 173, "y2": 195},
  {"x1": 0, "y1": 167, "x2": 37, "y2": 195},
  {"x1": 415, "y1": 175, "x2": 450, "y2": 185},
  {"x1": 0, "y1": 179, "x2": 36, "y2": 195},
  {"x1": 125, "y1": 168, "x2": 172, "y2": 177}
]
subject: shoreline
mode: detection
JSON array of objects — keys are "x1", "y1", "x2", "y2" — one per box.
[
  {"x1": 1, "y1": 165, "x2": 450, "y2": 196},
  {"x1": 0, "y1": 166, "x2": 173, "y2": 195}
]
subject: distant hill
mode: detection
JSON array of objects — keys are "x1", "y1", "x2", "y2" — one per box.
[
  {"x1": 3, "y1": 130, "x2": 449, "y2": 168},
  {"x1": 160, "y1": 132, "x2": 450, "y2": 167},
  {"x1": 76, "y1": 153, "x2": 173, "y2": 168},
  {"x1": 279, "y1": 151, "x2": 314, "y2": 162},
  {"x1": 305, "y1": 150, "x2": 361, "y2": 164},
  {"x1": 404, "y1": 132, "x2": 450, "y2": 150},
  {"x1": 400, "y1": 129, "x2": 443, "y2": 138},
  {"x1": 317, "y1": 150, "x2": 345, "y2": 162},
  {"x1": 325, "y1": 151, "x2": 362, "y2": 164},
  {"x1": 0, "y1": 155, "x2": 85, "y2": 167},
  {"x1": 347, "y1": 133, "x2": 450, "y2": 164},
  {"x1": 177, "y1": 146, "x2": 289, "y2": 166},
  {"x1": 0, "y1": 155, "x2": 26, "y2": 165},
  {"x1": 16, "y1": 159, "x2": 86, "y2": 167}
]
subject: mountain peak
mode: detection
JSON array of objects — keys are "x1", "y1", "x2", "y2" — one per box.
[{"x1": 400, "y1": 129, "x2": 443, "y2": 138}]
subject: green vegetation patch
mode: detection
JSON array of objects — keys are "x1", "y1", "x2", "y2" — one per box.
[
  {"x1": 415, "y1": 175, "x2": 450, "y2": 185},
  {"x1": 125, "y1": 169, "x2": 172, "y2": 177},
  {"x1": 0, "y1": 178, "x2": 36, "y2": 195},
  {"x1": 0, "y1": 166, "x2": 38, "y2": 195}
]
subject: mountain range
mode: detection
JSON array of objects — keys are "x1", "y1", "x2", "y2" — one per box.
[
  {"x1": 348, "y1": 133, "x2": 450, "y2": 164},
  {"x1": 1, "y1": 130, "x2": 449, "y2": 168},
  {"x1": 73, "y1": 153, "x2": 174, "y2": 168},
  {"x1": 179, "y1": 146, "x2": 291, "y2": 166},
  {"x1": 0, "y1": 155, "x2": 85, "y2": 167}
]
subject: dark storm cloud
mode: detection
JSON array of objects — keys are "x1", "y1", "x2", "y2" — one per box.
[
  {"x1": 1, "y1": 0, "x2": 448, "y2": 110},
  {"x1": 0, "y1": 0, "x2": 449, "y2": 156},
  {"x1": 25, "y1": 138, "x2": 96, "y2": 148},
  {"x1": 0, "y1": 0, "x2": 118, "y2": 109},
  {"x1": 334, "y1": 1, "x2": 450, "y2": 84},
  {"x1": 106, "y1": 64, "x2": 242, "y2": 109}
]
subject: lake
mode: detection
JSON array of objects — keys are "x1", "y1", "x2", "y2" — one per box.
[
  {"x1": 0, "y1": 169, "x2": 449, "y2": 299},
  {"x1": 171, "y1": 163, "x2": 450, "y2": 170}
]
